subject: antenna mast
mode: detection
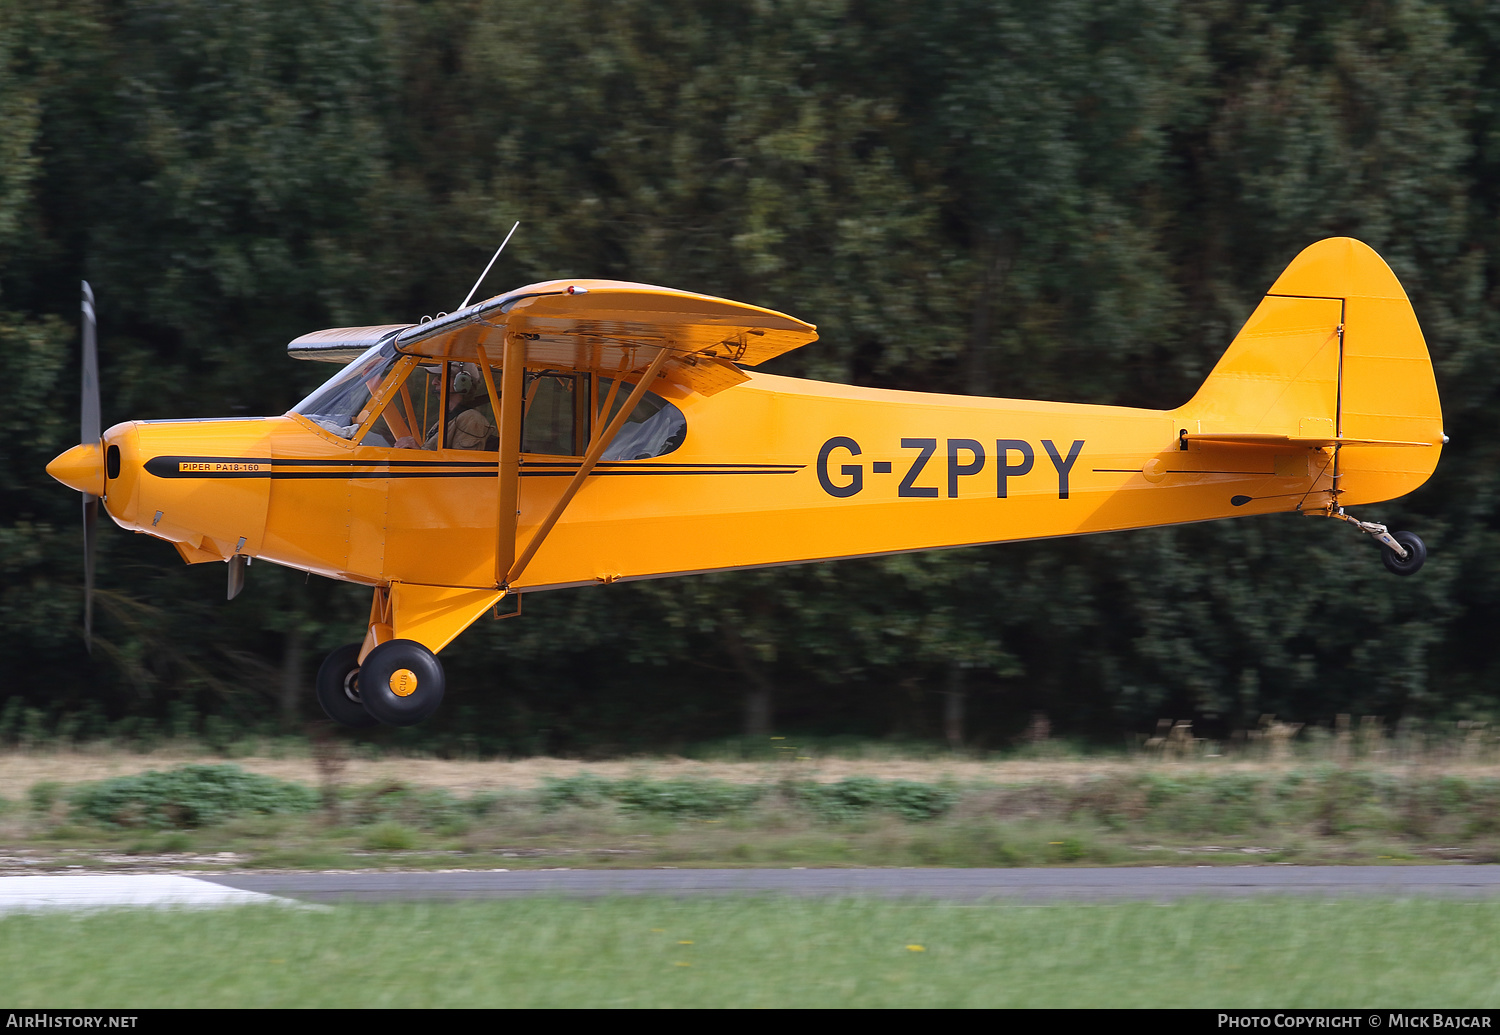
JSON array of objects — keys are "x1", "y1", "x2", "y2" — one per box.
[{"x1": 459, "y1": 221, "x2": 520, "y2": 311}]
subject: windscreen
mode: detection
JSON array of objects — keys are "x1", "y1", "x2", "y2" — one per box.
[{"x1": 291, "y1": 340, "x2": 401, "y2": 439}]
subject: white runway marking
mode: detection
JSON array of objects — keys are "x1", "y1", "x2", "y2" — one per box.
[{"x1": 0, "y1": 875, "x2": 296, "y2": 913}]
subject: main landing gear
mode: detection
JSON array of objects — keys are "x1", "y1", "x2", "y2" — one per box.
[
  {"x1": 315, "y1": 639, "x2": 446, "y2": 728},
  {"x1": 1321, "y1": 508, "x2": 1427, "y2": 576},
  {"x1": 315, "y1": 643, "x2": 378, "y2": 728}
]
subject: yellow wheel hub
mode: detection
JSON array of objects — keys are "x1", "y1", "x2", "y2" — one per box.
[{"x1": 389, "y1": 668, "x2": 419, "y2": 697}]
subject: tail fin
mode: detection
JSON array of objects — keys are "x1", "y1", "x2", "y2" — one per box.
[{"x1": 1178, "y1": 238, "x2": 1443, "y2": 507}]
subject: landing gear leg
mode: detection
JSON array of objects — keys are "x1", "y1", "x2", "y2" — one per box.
[
  {"x1": 1321, "y1": 508, "x2": 1427, "y2": 576},
  {"x1": 315, "y1": 643, "x2": 379, "y2": 728}
]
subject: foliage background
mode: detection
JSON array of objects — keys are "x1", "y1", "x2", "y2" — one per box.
[{"x1": 1, "y1": 0, "x2": 1495, "y2": 752}]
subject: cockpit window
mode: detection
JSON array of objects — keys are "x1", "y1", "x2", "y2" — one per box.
[
  {"x1": 360, "y1": 363, "x2": 444, "y2": 449},
  {"x1": 523, "y1": 372, "x2": 581, "y2": 455},
  {"x1": 596, "y1": 377, "x2": 686, "y2": 460},
  {"x1": 292, "y1": 340, "x2": 400, "y2": 439},
  {"x1": 303, "y1": 355, "x2": 687, "y2": 459},
  {"x1": 443, "y1": 362, "x2": 497, "y2": 451}
]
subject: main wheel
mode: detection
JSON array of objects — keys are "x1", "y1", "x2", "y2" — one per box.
[
  {"x1": 358, "y1": 638, "x2": 445, "y2": 727},
  {"x1": 1381, "y1": 530, "x2": 1427, "y2": 576},
  {"x1": 315, "y1": 642, "x2": 379, "y2": 728}
]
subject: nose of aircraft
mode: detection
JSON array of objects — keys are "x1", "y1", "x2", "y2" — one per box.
[{"x1": 46, "y1": 441, "x2": 106, "y2": 496}]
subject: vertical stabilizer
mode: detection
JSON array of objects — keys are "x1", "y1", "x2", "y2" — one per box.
[{"x1": 1179, "y1": 238, "x2": 1443, "y2": 506}]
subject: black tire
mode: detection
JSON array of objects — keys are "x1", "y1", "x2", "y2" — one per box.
[
  {"x1": 1381, "y1": 530, "x2": 1427, "y2": 576},
  {"x1": 315, "y1": 642, "x2": 379, "y2": 728},
  {"x1": 358, "y1": 638, "x2": 445, "y2": 727}
]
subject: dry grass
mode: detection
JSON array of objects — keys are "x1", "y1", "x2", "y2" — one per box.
[
  {"x1": 5, "y1": 743, "x2": 1500, "y2": 795},
  {"x1": 5, "y1": 744, "x2": 1500, "y2": 873}
]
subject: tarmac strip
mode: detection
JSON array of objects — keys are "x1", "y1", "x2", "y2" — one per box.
[
  {"x1": 4, "y1": 867, "x2": 1498, "y2": 912},
  {"x1": 200, "y1": 865, "x2": 1500, "y2": 904},
  {"x1": 0, "y1": 874, "x2": 298, "y2": 913}
]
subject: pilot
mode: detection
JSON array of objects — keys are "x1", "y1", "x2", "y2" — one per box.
[{"x1": 423, "y1": 363, "x2": 495, "y2": 450}]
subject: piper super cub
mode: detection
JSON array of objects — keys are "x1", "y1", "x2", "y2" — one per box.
[{"x1": 46, "y1": 237, "x2": 1445, "y2": 727}]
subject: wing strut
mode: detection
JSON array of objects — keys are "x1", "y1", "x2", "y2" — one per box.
[
  {"x1": 503, "y1": 345, "x2": 673, "y2": 589},
  {"x1": 475, "y1": 336, "x2": 526, "y2": 587}
]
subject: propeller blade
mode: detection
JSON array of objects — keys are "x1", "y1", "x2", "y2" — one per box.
[
  {"x1": 83, "y1": 493, "x2": 97, "y2": 654},
  {"x1": 81, "y1": 281, "x2": 100, "y2": 654},
  {"x1": 81, "y1": 281, "x2": 99, "y2": 445}
]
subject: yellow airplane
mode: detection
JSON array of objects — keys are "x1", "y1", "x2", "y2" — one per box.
[{"x1": 46, "y1": 237, "x2": 1444, "y2": 727}]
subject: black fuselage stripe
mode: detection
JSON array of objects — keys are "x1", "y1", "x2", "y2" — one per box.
[
  {"x1": 153, "y1": 458, "x2": 798, "y2": 470},
  {"x1": 270, "y1": 453, "x2": 798, "y2": 465},
  {"x1": 146, "y1": 455, "x2": 799, "y2": 474},
  {"x1": 145, "y1": 466, "x2": 799, "y2": 480},
  {"x1": 519, "y1": 469, "x2": 795, "y2": 477},
  {"x1": 524, "y1": 462, "x2": 806, "y2": 469},
  {"x1": 272, "y1": 469, "x2": 797, "y2": 479},
  {"x1": 1092, "y1": 468, "x2": 1272, "y2": 476}
]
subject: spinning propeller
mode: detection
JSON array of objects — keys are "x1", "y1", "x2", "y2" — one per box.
[
  {"x1": 81, "y1": 282, "x2": 98, "y2": 652},
  {"x1": 44, "y1": 282, "x2": 105, "y2": 652}
]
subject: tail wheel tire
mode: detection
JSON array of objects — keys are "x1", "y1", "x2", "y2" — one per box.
[
  {"x1": 315, "y1": 642, "x2": 379, "y2": 728},
  {"x1": 1381, "y1": 530, "x2": 1427, "y2": 577},
  {"x1": 358, "y1": 638, "x2": 445, "y2": 727}
]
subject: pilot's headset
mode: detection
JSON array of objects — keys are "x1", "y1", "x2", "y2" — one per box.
[{"x1": 450, "y1": 363, "x2": 481, "y2": 397}]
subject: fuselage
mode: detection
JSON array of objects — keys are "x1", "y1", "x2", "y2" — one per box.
[{"x1": 90, "y1": 370, "x2": 1343, "y2": 593}]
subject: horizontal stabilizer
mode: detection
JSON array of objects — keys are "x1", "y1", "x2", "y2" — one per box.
[{"x1": 1185, "y1": 433, "x2": 1435, "y2": 449}]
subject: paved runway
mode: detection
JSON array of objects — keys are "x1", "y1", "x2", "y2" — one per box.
[
  {"x1": 204, "y1": 865, "x2": 1500, "y2": 903},
  {"x1": 5, "y1": 867, "x2": 1500, "y2": 911}
]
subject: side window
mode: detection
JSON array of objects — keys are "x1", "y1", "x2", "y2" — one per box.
[
  {"x1": 522, "y1": 372, "x2": 582, "y2": 456},
  {"x1": 354, "y1": 365, "x2": 685, "y2": 457},
  {"x1": 595, "y1": 377, "x2": 687, "y2": 460},
  {"x1": 361, "y1": 364, "x2": 443, "y2": 449},
  {"x1": 443, "y1": 362, "x2": 498, "y2": 451}
]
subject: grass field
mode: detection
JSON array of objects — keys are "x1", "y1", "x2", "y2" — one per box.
[{"x1": 4, "y1": 896, "x2": 1499, "y2": 1007}]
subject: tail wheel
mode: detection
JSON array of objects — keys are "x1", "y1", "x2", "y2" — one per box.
[
  {"x1": 315, "y1": 642, "x2": 378, "y2": 728},
  {"x1": 1381, "y1": 530, "x2": 1427, "y2": 576},
  {"x1": 358, "y1": 639, "x2": 446, "y2": 727}
]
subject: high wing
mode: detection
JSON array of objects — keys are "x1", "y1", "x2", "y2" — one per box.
[
  {"x1": 287, "y1": 324, "x2": 413, "y2": 363},
  {"x1": 401, "y1": 279, "x2": 817, "y2": 395},
  {"x1": 287, "y1": 281, "x2": 818, "y2": 397},
  {"x1": 398, "y1": 278, "x2": 816, "y2": 365}
]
